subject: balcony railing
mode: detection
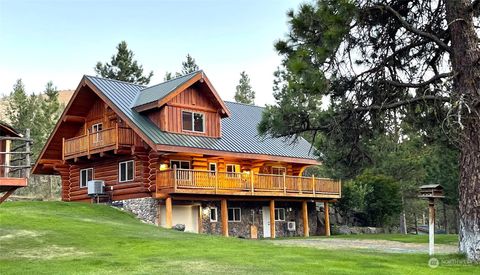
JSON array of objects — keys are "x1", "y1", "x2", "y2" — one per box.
[
  {"x1": 156, "y1": 169, "x2": 341, "y2": 198},
  {"x1": 63, "y1": 125, "x2": 134, "y2": 159}
]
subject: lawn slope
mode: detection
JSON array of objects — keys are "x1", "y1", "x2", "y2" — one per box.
[{"x1": 0, "y1": 202, "x2": 477, "y2": 274}]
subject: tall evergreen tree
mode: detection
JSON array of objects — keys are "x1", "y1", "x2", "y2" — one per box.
[
  {"x1": 38, "y1": 82, "x2": 62, "y2": 148},
  {"x1": 176, "y1": 54, "x2": 199, "y2": 76},
  {"x1": 234, "y1": 71, "x2": 255, "y2": 105},
  {"x1": 95, "y1": 41, "x2": 153, "y2": 85},
  {"x1": 259, "y1": 0, "x2": 480, "y2": 260}
]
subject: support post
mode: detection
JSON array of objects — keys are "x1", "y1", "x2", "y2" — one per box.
[
  {"x1": 24, "y1": 129, "x2": 30, "y2": 178},
  {"x1": 270, "y1": 200, "x2": 275, "y2": 238},
  {"x1": 302, "y1": 200, "x2": 309, "y2": 237},
  {"x1": 312, "y1": 175, "x2": 315, "y2": 196},
  {"x1": 324, "y1": 201, "x2": 330, "y2": 237},
  {"x1": 173, "y1": 165, "x2": 177, "y2": 192},
  {"x1": 221, "y1": 199, "x2": 228, "y2": 237},
  {"x1": 62, "y1": 137, "x2": 65, "y2": 162},
  {"x1": 165, "y1": 197, "x2": 172, "y2": 228},
  {"x1": 283, "y1": 172, "x2": 286, "y2": 195},
  {"x1": 429, "y1": 198, "x2": 435, "y2": 255},
  {"x1": 115, "y1": 123, "x2": 119, "y2": 150},
  {"x1": 250, "y1": 171, "x2": 254, "y2": 195}
]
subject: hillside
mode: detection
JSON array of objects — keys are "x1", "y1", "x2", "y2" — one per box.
[{"x1": 0, "y1": 202, "x2": 477, "y2": 274}]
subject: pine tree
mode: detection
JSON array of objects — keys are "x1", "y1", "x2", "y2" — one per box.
[
  {"x1": 234, "y1": 71, "x2": 255, "y2": 105},
  {"x1": 176, "y1": 54, "x2": 199, "y2": 77},
  {"x1": 259, "y1": 0, "x2": 480, "y2": 260},
  {"x1": 38, "y1": 82, "x2": 61, "y2": 145},
  {"x1": 95, "y1": 41, "x2": 153, "y2": 85},
  {"x1": 6, "y1": 80, "x2": 35, "y2": 133},
  {"x1": 164, "y1": 72, "x2": 173, "y2": 81}
]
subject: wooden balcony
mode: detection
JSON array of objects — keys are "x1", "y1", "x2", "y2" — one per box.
[
  {"x1": 63, "y1": 126, "x2": 134, "y2": 160},
  {"x1": 156, "y1": 169, "x2": 341, "y2": 199}
]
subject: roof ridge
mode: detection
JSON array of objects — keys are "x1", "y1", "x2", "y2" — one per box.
[
  {"x1": 85, "y1": 75, "x2": 146, "y2": 87},
  {"x1": 224, "y1": 100, "x2": 265, "y2": 109},
  {"x1": 139, "y1": 70, "x2": 203, "y2": 92}
]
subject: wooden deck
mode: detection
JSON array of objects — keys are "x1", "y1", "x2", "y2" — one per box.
[
  {"x1": 63, "y1": 125, "x2": 134, "y2": 160},
  {"x1": 156, "y1": 169, "x2": 341, "y2": 199}
]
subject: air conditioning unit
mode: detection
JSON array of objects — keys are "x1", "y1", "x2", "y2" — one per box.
[
  {"x1": 287, "y1": 221, "x2": 296, "y2": 231},
  {"x1": 87, "y1": 180, "x2": 105, "y2": 196}
]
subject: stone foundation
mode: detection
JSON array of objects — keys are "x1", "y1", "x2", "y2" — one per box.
[
  {"x1": 199, "y1": 201, "x2": 320, "y2": 238},
  {"x1": 113, "y1": 197, "x2": 158, "y2": 225}
]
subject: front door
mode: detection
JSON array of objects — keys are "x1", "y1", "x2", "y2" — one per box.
[{"x1": 262, "y1": 206, "x2": 271, "y2": 238}]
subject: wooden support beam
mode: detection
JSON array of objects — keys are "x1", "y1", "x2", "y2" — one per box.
[
  {"x1": 63, "y1": 115, "x2": 86, "y2": 123},
  {"x1": 221, "y1": 198, "x2": 228, "y2": 237},
  {"x1": 324, "y1": 201, "x2": 330, "y2": 237},
  {"x1": 302, "y1": 200, "x2": 309, "y2": 237},
  {"x1": 198, "y1": 205, "x2": 203, "y2": 234},
  {"x1": 0, "y1": 188, "x2": 17, "y2": 204},
  {"x1": 270, "y1": 199, "x2": 275, "y2": 238},
  {"x1": 165, "y1": 197, "x2": 172, "y2": 228}
]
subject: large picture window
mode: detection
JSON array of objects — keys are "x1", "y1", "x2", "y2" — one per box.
[
  {"x1": 170, "y1": 160, "x2": 191, "y2": 180},
  {"x1": 182, "y1": 111, "x2": 204, "y2": 133},
  {"x1": 119, "y1": 160, "x2": 134, "y2": 182},
  {"x1": 80, "y1": 168, "x2": 93, "y2": 188}
]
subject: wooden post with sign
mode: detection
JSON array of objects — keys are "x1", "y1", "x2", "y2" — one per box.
[{"x1": 419, "y1": 184, "x2": 444, "y2": 256}]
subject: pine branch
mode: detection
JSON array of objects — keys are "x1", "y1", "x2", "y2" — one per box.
[
  {"x1": 373, "y1": 5, "x2": 452, "y2": 53},
  {"x1": 381, "y1": 72, "x2": 454, "y2": 88},
  {"x1": 355, "y1": 95, "x2": 451, "y2": 112}
]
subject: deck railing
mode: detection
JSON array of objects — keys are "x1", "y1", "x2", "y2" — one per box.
[
  {"x1": 63, "y1": 126, "x2": 133, "y2": 159},
  {"x1": 156, "y1": 169, "x2": 341, "y2": 198}
]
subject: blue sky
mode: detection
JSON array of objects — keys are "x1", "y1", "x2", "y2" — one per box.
[{"x1": 0, "y1": 0, "x2": 303, "y2": 106}]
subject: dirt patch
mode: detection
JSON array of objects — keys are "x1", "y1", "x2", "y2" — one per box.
[
  {"x1": 2, "y1": 245, "x2": 90, "y2": 260},
  {"x1": 271, "y1": 238, "x2": 458, "y2": 254},
  {"x1": 0, "y1": 229, "x2": 43, "y2": 240}
]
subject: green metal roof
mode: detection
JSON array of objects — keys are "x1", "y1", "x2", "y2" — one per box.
[
  {"x1": 133, "y1": 70, "x2": 201, "y2": 108},
  {"x1": 85, "y1": 75, "x2": 317, "y2": 160}
]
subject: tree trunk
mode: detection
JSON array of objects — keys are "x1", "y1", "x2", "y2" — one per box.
[
  {"x1": 400, "y1": 194, "x2": 407, "y2": 234},
  {"x1": 445, "y1": 0, "x2": 480, "y2": 261},
  {"x1": 414, "y1": 211, "x2": 419, "y2": 235},
  {"x1": 443, "y1": 201, "x2": 448, "y2": 234}
]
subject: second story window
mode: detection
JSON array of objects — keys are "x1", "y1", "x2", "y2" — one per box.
[{"x1": 182, "y1": 111, "x2": 204, "y2": 133}]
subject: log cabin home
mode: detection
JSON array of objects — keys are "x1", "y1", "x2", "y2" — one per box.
[{"x1": 33, "y1": 70, "x2": 341, "y2": 238}]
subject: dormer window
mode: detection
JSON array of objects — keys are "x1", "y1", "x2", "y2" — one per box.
[{"x1": 182, "y1": 111, "x2": 204, "y2": 133}]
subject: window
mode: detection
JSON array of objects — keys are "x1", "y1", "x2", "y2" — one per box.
[
  {"x1": 228, "y1": 207, "x2": 241, "y2": 222},
  {"x1": 119, "y1": 160, "x2": 134, "y2": 182},
  {"x1": 209, "y1": 163, "x2": 217, "y2": 176},
  {"x1": 272, "y1": 167, "x2": 286, "y2": 175},
  {"x1": 91, "y1": 123, "x2": 103, "y2": 143},
  {"x1": 210, "y1": 207, "x2": 218, "y2": 222},
  {"x1": 170, "y1": 160, "x2": 190, "y2": 170},
  {"x1": 170, "y1": 160, "x2": 191, "y2": 180},
  {"x1": 226, "y1": 164, "x2": 240, "y2": 178},
  {"x1": 80, "y1": 168, "x2": 93, "y2": 188},
  {"x1": 182, "y1": 111, "x2": 204, "y2": 133},
  {"x1": 274, "y1": 208, "x2": 286, "y2": 221}
]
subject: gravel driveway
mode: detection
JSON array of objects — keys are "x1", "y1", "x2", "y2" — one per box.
[{"x1": 271, "y1": 238, "x2": 458, "y2": 254}]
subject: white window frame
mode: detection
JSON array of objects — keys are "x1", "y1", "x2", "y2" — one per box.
[
  {"x1": 227, "y1": 207, "x2": 241, "y2": 222},
  {"x1": 91, "y1": 122, "x2": 103, "y2": 143},
  {"x1": 80, "y1": 168, "x2": 93, "y2": 188},
  {"x1": 181, "y1": 110, "x2": 205, "y2": 133},
  {"x1": 209, "y1": 162, "x2": 217, "y2": 176},
  {"x1": 210, "y1": 207, "x2": 218, "y2": 222},
  {"x1": 119, "y1": 160, "x2": 135, "y2": 183},
  {"x1": 274, "y1": 208, "x2": 286, "y2": 221}
]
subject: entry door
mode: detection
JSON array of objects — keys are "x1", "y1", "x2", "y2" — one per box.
[{"x1": 262, "y1": 206, "x2": 271, "y2": 238}]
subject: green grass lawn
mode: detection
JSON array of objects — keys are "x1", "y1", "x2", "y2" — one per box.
[{"x1": 0, "y1": 201, "x2": 477, "y2": 274}]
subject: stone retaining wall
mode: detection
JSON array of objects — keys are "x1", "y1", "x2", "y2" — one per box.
[{"x1": 112, "y1": 197, "x2": 158, "y2": 225}]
